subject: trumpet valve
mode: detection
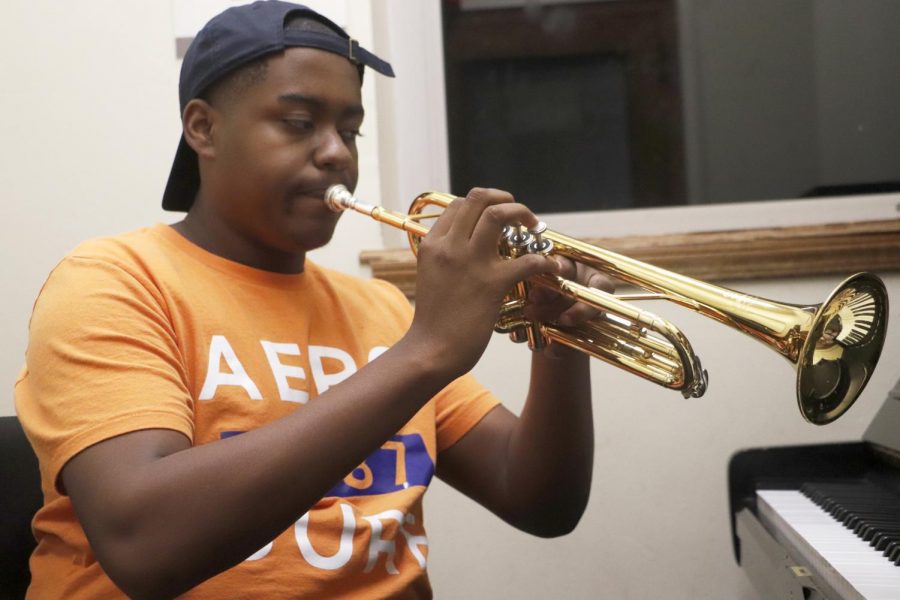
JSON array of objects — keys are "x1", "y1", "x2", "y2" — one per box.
[
  {"x1": 500, "y1": 225, "x2": 549, "y2": 350},
  {"x1": 499, "y1": 225, "x2": 515, "y2": 258},
  {"x1": 506, "y1": 225, "x2": 534, "y2": 257},
  {"x1": 528, "y1": 221, "x2": 553, "y2": 255}
]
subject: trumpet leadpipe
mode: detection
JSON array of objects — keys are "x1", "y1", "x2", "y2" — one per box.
[{"x1": 326, "y1": 184, "x2": 430, "y2": 238}]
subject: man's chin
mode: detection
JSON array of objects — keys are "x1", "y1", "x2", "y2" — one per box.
[{"x1": 286, "y1": 224, "x2": 338, "y2": 255}]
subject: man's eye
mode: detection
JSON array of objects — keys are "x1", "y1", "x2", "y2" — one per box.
[
  {"x1": 341, "y1": 130, "x2": 363, "y2": 142},
  {"x1": 282, "y1": 119, "x2": 314, "y2": 132}
]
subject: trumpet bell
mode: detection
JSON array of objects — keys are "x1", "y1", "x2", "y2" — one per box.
[{"x1": 797, "y1": 273, "x2": 888, "y2": 425}]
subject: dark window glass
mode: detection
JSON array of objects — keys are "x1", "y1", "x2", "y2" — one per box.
[{"x1": 442, "y1": 0, "x2": 900, "y2": 212}]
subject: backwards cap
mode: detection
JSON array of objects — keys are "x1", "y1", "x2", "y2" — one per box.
[{"x1": 162, "y1": 0, "x2": 394, "y2": 212}]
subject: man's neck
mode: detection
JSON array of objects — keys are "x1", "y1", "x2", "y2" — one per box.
[{"x1": 170, "y1": 216, "x2": 307, "y2": 274}]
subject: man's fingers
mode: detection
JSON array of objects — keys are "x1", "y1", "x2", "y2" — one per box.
[
  {"x1": 424, "y1": 196, "x2": 463, "y2": 239},
  {"x1": 470, "y1": 203, "x2": 541, "y2": 254},
  {"x1": 555, "y1": 256, "x2": 577, "y2": 281},
  {"x1": 499, "y1": 253, "x2": 558, "y2": 290},
  {"x1": 557, "y1": 301, "x2": 599, "y2": 327},
  {"x1": 426, "y1": 188, "x2": 538, "y2": 251},
  {"x1": 524, "y1": 289, "x2": 572, "y2": 323},
  {"x1": 525, "y1": 264, "x2": 615, "y2": 326},
  {"x1": 586, "y1": 270, "x2": 616, "y2": 294},
  {"x1": 451, "y1": 188, "x2": 516, "y2": 240}
]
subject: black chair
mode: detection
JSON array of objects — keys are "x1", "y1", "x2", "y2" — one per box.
[{"x1": 0, "y1": 416, "x2": 43, "y2": 600}]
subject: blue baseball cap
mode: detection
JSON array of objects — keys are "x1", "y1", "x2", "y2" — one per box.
[{"x1": 162, "y1": 1, "x2": 394, "y2": 212}]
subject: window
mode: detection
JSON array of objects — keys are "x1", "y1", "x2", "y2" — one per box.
[
  {"x1": 441, "y1": 0, "x2": 900, "y2": 212},
  {"x1": 367, "y1": 0, "x2": 898, "y2": 293}
]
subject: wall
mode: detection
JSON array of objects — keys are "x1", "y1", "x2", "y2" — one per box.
[
  {"x1": 0, "y1": 0, "x2": 386, "y2": 414},
  {"x1": 427, "y1": 273, "x2": 900, "y2": 600},
  {"x1": 2, "y1": 2, "x2": 898, "y2": 600}
]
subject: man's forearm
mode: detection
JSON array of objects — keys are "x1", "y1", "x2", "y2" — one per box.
[{"x1": 503, "y1": 348, "x2": 594, "y2": 536}]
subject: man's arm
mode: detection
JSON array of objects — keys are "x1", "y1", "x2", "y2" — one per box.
[
  {"x1": 61, "y1": 191, "x2": 558, "y2": 599},
  {"x1": 437, "y1": 264, "x2": 612, "y2": 537},
  {"x1": 64, "y1": 342, "x2": 455, "y2": 599},
  {"x1": 437, "y1": 351, "x2": 594, "y2": 537}
]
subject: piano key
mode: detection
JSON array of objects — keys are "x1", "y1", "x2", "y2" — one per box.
[
  {"x1": 800, "y1": 480, "x2": 900, "y2": 564},
  {"x1": 757, "y1": 489, "x2": 900, "y2": 600}
]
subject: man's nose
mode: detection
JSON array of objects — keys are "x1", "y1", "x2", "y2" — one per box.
[{"x1": 313, "y1": 128, "x2": 354, "y2": 170}]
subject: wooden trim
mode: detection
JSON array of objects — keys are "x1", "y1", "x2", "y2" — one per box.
[{"x1": 359, "y1": 219, "x2": 900, "y2": 300}]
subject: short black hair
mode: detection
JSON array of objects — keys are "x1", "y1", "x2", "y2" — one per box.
[{"x1": 200, "y1": 14, "x2": 363, "y2": 108}]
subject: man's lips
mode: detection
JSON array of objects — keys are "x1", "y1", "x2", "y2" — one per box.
[
  {"x1": 283, "y1": 188, "x2": 344, "y2": 216},
  {"x1": 288, "y1": 184, "x2": 349, "y2": 205}
]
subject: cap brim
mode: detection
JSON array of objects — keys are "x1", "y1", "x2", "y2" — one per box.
[{"x1": 162, "y1": 135, "x2": 200, "y2": 212}]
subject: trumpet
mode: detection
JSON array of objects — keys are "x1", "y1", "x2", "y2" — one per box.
[{"x1": 325, "y1": 185, "x2": 889, "y2": 425}]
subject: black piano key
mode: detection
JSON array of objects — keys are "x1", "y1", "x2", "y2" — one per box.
[
  {"x1": 857, "y1": 516, "x2": 898, "y2": 536},
  {"x1": 867, "y1": 525, "x2": 900, "y2": 544},
  {"x1": 857, "y1": 520, "x2": 900, "y2": 540},
  {"x1": 800, "y1": 479, "x2": 900, "y2": 568},
  {"x1": 846, "y1": 507, "x2": 899, "y2": 528},
  {"x1": 877, "y1": 532, "x2": 900, "y2": 547},
  {"x1": 873, "y1": 531, "x2": 900, "y2": 551},
  {"x1": 885, "y1": 539, "x2": 900, "y2": 556}
]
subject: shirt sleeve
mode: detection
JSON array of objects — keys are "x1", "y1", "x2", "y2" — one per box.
[
  {"x1": 432, "y1": 374, "x2": 500, "y2": 454},
  {"x1": 15, "y1": 255, "x2": 194, "y2": 493}
]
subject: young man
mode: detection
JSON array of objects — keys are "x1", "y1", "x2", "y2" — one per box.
[{"x1": 16, "y1": 2, "x2": 607, "y2": 598}]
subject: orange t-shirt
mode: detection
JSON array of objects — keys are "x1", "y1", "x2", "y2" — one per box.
[{"x1": 15, "y1": 224, "x2": 499, "y2": 599}]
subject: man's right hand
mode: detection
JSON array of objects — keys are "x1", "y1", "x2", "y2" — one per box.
[{"x1": 404, "y1": 187, "x2": 559, "y2": 380}]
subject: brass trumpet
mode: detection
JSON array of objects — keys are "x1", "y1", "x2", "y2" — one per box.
[{"x1": 325, "y1": 185, "x2": 889, "y2": 425}]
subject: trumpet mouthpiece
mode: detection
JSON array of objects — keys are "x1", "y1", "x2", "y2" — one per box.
[
  {"x1": 325, "y1": 184, "x2": 352, "y2": 212},
  {"x1": 325, "y1": 185, "x2": 378, "y2": 216}
]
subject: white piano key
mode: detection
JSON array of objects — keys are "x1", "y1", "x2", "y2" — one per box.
[{"x1": 757, "y1": 489, "x2": 900, "y2": 600}]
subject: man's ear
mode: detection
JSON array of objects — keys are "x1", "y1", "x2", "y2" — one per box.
[{"x1": 182, "y1": 99, "x2": 218, "y2": 159}]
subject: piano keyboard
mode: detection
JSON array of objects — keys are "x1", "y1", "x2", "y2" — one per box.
[
  {"x1": 758, "y1": 488, "x2": 900, "y2": 600},
  {"x1": 801, "y1": 481, "x2": 900, "y2": 567}
]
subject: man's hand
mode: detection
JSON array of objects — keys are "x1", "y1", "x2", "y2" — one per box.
[
  {"x1": 436, "y1": 235, "x2": 604, "y2": 537},
  {"x1": 524, "y1": 257, "x2": 615, "y2": 356},
  {"x1": 406, "y1": 188, "x2": 560, "y2": 378}
]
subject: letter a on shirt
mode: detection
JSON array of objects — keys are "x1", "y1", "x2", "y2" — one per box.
[{"x1": 199, "y1": 335, "x2": 262, "y2": 400}]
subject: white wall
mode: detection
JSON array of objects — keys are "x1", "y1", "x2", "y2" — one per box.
[
  {"x1": 0, "y1": 0, "x2": 386, "y2": 411},
  {"x1": 2, "y1": 1, "x2": 181, "y2": 403},
  {"x1": 2, "y1": 2, "x2": 898, "y2": 600},
  {"x1": 427, "y1": 273, "x2": 900, "y2": 600}
]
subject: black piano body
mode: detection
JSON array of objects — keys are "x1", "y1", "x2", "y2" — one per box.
[{"x1": 729, "y1": 380, "x2": 900, "y2": 600}]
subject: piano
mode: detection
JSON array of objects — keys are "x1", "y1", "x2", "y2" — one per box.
[{"x1": 730, "y1": 378, "x2": 900, "y2": 600}]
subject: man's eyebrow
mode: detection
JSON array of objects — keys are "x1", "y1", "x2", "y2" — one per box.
[{"x1": 277, "y1": 93, "x2": 365, "y2": 116}]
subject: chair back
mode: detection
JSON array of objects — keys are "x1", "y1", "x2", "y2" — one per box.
[{"x1": 0, "y1": 416, "x2": 42, "y2": 600}]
